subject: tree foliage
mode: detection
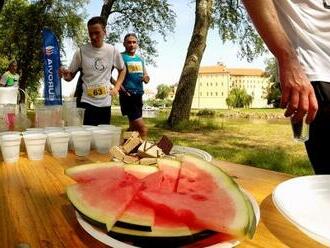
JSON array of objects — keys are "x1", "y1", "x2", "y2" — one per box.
[
  {"x1": 156, "y1": 84, "x2": 171, "y2": 99},
  {"x1": 101, "y1": 0, "x2": 176, "y2": 65},
  {"x1": 226, "y1": 87, "x2": 253, "y2": 108},
  {"x1": 264, "y1": 57, "x2": 281, "y2": 107},
  {"x1": 213, "y1": 0, "x2": 266, "y2": 62},
  {"x1": 0, "y1": 0, "x2": 87, "y2": 102}
]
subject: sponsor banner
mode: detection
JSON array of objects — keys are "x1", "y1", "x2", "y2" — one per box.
[{"x1": 42, "y1": 28, "x2": 62, "y2": 105}]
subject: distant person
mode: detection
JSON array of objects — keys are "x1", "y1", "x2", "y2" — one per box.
[
  {"x1": 114, "y1": 33, "x2": 150, "y2": 138},
  {"x1": 242, "y1": 0, "x2": 330, "y2": 174},
  {"x1": 60, "y1": 16, "x2": 126, "y2": 126},
  {"x1": 1, "y1": 60, "x2": 19, "y2": 87}
]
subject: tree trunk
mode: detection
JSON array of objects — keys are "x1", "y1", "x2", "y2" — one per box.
[
  {"x1": 100, "y1": 0, "x2": 116, "y2": 23},
  {"x1": 167, "y1": 0, "x2": 213, "y2": 127}
]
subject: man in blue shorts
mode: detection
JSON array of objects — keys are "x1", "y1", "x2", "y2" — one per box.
[{"x1": 118, "y1": 33, "x2": 150, "y2": 138}]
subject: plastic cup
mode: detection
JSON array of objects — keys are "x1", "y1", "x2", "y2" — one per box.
[
  {"x1": 71, "y1": 130, "x2": 92, "y2": 156},
  {"x1": 92, "y1": 129, "x2": 113, "y2": 154},
  {"x1": 83, "y1": 126, "x2": 99, "y2": 149},
  {"x1": 291, "y1": 115, "x2": 309, "y2": 142},
  {"x1": 97, "y1": 125, "x2": 122, "y2": 147},
  {"x1": 1, "y1": 134, "x2": 21, "y2": 163},
  {"x1": 23, "y1": 133, "x2": 47, "y2": 160},
  {"x1": 65, "y1": 126, "x2": 84, "y2": 151},
  {"x1": 47, "y1": 132, "x2": 70, "y2": 158}
]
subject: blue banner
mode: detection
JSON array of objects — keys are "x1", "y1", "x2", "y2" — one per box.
[{"x1": 42, "y1": 28, "x2": 62, "y2": 105}]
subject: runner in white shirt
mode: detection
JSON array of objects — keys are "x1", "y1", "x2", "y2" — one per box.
[
  {"x1": 60, "y1": 16, "x2": 126, "y2": 125},
  {"x1": 243, "y1": 0, "x2": 330, "y2": 174}
]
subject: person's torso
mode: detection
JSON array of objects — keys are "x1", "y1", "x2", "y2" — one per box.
[
  {"x1": 274, "y1": 0, "x2": 330, "y2": 82},
  {"x1": 122, "y1": 52, "x2": 144, "y2": 94},
  {"x1": 3, "y1": 71, "x2": 19, "y2": 87},
  {"x1": 80, "y1": 43, "x2": 116, "y2": 107}
]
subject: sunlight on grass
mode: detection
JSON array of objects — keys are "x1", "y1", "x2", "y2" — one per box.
[{"x1": 111, "y1": 110, "x2": 312, "y2": 176}]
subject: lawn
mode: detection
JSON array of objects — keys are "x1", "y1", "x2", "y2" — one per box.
[{"x1": 111, "y1": 108, "x2": 313, "y2": 176}]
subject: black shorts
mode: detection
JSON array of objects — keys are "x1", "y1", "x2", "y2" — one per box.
[
  {"x1": 119, "y1": 93, "x2": 143, "y2": 121},
  {"x1": 79, "y1": 101, "x2": 111, "y2": 126}
]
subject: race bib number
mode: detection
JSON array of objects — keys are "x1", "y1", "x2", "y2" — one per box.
[{"x1": 86, "y1": 83, "x2": 108, "y2": 98}]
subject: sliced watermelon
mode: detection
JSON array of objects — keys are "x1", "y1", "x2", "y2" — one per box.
[
  {"x1": 65, "y1": 155, "x2": 256, "y2": 245},
  {"x1": 66, "y1": 164, "x2": 142, "y2": 231},
  {"x1": 117, "y1": 159, "x2": 183, "y2": 229},
  {"x1": 138, "y1": 155, "x2": 256, "y2": 238}
]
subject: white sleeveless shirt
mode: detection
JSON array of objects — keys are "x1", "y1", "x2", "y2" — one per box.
[{"x1": 274, "y1": 0, "x2": 330, "y2": 82}]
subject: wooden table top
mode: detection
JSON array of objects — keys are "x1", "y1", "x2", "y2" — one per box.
[{"x1": 0, "y1": 151, "x2": 326, "y2": 248}]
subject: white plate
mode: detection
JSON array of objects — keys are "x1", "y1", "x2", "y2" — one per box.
[
  {"x1": 170, "y1": 145, "x2": 213, "y2": 162},
  {"x1": 75, "y1": 190, "x2": 259, "y2": 248},
  {"x1": 272, "y1": 175, "x2": 330, "y2": 246}
]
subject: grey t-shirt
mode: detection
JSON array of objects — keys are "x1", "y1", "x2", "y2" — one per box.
[{"x1": 69, "y1": 43, "x2": 125, "y2": 107}]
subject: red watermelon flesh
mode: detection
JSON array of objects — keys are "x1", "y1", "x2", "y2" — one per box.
[
  {"x1": 118, "y1": 159, "x2": 187, "y2": 230},
  {"x1": 66, "y1": 165, "x2": 142, "y2": 231},
  {"x1": 138, "y1": 156, "x2": 251, "y2": 237}
]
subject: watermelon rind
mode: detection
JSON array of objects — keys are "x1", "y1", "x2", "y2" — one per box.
[
  {"x1": 67, "y1": 184, "x2": 117, "y2": 230},
  {"x1": 180, "y1": 155, "x2": 257, "y2": 238},
  {"x1": 65, "y1": 161, "x2": 124, "y2": 178}
]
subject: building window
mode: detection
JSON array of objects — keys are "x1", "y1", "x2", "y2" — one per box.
[
  {"x1": 215, "y1": 92, "x2": 218, "y2": 96},
  {"x1": 207, "y1": 92, "x2": 209, "y2": 96}
]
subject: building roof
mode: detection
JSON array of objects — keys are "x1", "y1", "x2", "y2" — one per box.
[
  {"x1": 199, "y1": 65, "x2": 265, "y2": 76},
  {"x1": 199, "y1": 65, "x2": 228, "y2": 74},
  {"x1": 228, "y1": 68, "x2": 265, "y2": 76}
]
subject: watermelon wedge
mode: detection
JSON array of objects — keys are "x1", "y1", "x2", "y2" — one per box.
[
  {"x1": 138, "y1": 155, "x2": 256, "y2": 238},
  {"x1": 65, "y1": 162, "x2": 142, "y2": 231}
]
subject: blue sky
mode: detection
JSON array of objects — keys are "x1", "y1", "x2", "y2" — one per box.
[{"x1": 62, "y1": 1, "x2": 269, "y2": 96}]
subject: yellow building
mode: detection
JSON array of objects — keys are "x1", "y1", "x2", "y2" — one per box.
[{"x1": 192, "y1": 65, "x2": 270, "y2": 109}]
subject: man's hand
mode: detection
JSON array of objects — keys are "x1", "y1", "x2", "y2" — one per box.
[
  {"x1": 110, "y1": 87, "x2": 119, "y2": 96},
  {"x1": 142, "y1": 75, "x2": 150, "y2": 84},
  {"x1": 278, "y1": 59, "x2": 318, "y2": 124},
  {"x1": 59, "y1": 67, "x2": 72, "y2": 81}
]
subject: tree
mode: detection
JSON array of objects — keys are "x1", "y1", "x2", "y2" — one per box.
[
  {"x1": 168, "y1": 0, "x2": 213, "y2": 127},
  {"x1": 156, "y1": 84, "x2": 171, "y2": 100},
  {"x1": 100, "y1": 0, "x2": 175, "y2": 65},
  {"x1": 264, "y1": 57, "x2": 281, "y2": 107},
  {"x1": 168, "y1": 0, "x2": 266, "y2": 126},
  {"x1": 0, "y1": 0, "x2": 4, "y2": 12},
  {"x1": 0, "y1": 0, "x2": 87, "y2": 102},
  {"x1": 226, "y1": 87, "x2": 252, "y2": 108}
]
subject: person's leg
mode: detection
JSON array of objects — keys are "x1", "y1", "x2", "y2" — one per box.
[
  {"x1": 305, "y1": 81, "x2": 330, "y2": 174},
  {"x1": 126, "y1": 94, "x2": 147, "y2": 138},
  {"x1": 129, "y1": 118, "x2": 147, "y2": 139}
]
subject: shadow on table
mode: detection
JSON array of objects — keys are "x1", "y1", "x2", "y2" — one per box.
[{"x1": 260, "y1": 195, "x2": 327, "y2": 248}]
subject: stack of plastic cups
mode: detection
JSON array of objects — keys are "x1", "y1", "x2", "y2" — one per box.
[
  {"x1": 0, "y1": 133, "x2": 21, "y2": 163},
  {"x1": 70, "y1": 130, "x2": 92, "y2": 156},
  {"x1": 65, "y1": 126, "x2": 84, "y2": 151},
  {"x1": 97, "y1": 125, "x2": 122, "y2": 147},
  {"x1": 92, "y1": 128, "x2": 113, "y2": 154},
  {"x1": 47, "y1": 132, "x2": 70, "y2": 158},
  {"x1": 23, "y1": 133, "x2": 47, "y2": 160},
  {"x1": 82, "y1": 125, "x2": 99, "y2": 149},
  {"x1": 44, "y1": 127, "x2": 64, "y2": 152}
]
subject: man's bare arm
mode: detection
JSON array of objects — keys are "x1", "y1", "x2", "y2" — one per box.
[{"x1": 242, "y1": 0, "x2": 318, "y2": 123}]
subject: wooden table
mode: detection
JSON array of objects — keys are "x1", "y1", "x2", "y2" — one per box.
[{"x1": 0, "y1": 151, "x2": 326, "y2": 248}]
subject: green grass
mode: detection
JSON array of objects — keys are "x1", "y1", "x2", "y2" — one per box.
[{"x1": 111, "y1": 109, "x2": 313, "y2": 176}]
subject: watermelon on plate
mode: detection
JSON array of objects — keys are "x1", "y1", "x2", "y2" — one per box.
[{"x1": 65, "y1": 156, "x2": 257, "y2": 246}]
